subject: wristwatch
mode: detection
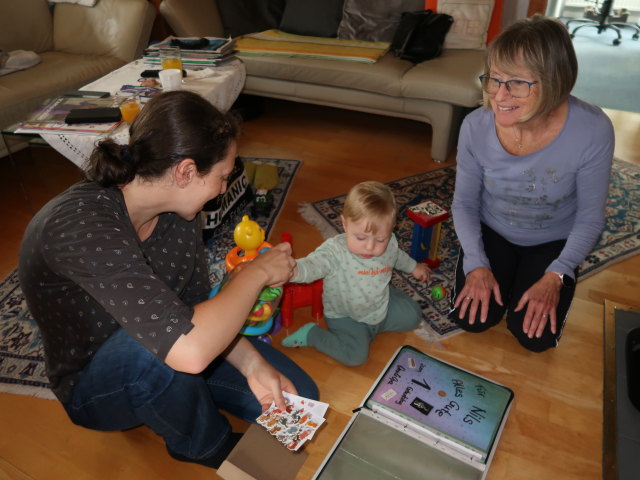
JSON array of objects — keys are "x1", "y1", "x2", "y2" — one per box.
[{"x1": 554, "y1": 272, "x2": 575, "y2": 288}]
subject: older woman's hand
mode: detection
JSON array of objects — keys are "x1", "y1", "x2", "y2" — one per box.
[
  {"x1": 515, "y1": 272, "x2": 562, "y2": 338},
  {"x1": 454, "y1": 266, "x2": 503, "y2": 325}
]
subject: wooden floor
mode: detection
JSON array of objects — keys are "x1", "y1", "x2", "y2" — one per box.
[{"x1": 1, "y1": 99, "x2": 639, "y2": 479}]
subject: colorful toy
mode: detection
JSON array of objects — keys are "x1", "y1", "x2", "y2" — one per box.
[
  {"x1": 244, "y1": 160, "x2": 279, "y2": 218},
  {"x1": 406, "y1": 200, "x2": 450, "y2": 269},
  {"x1": 252, "y1": 188, "x2": 275, "y2": 217},
  {"x1": 209, "y1": 263, "x2": 282, "y2": 336},
  {"x1": 430, "y1": 285, "x2": 447, "y2": 301},
  {"x1": 225, "y1": 215, "x2": 272, "y2": 271},
  {"x1": 213, "y1": 215, "x2": 283, "y2": 337}
]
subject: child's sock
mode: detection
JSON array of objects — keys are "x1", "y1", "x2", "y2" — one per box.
[{"x1": 281, "y1": 322, "x2": 316, "y2": 347}]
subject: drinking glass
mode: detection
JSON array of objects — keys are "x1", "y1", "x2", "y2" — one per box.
[
  {"x1": 119, "y1": 95, "x2": 141, "y2": 123},
  {"x1": 159, "y1": 47, "x2": 182, "y2": 70},
  {"x1": 158, "y1": 69, "x2": 182, "y2": 91}
]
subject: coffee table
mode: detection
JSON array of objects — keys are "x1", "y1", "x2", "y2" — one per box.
[{"x1": 34, "y1": 58, "x2": 246, "y2": 169}]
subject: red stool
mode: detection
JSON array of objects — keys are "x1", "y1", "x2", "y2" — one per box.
[{"x1": 280, "y1": 232, "x2": 323, "y2": 327}]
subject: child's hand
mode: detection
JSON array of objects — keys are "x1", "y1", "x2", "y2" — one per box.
[{"x1": 412, "y1": 263, "x2": 431, "y2": 283}]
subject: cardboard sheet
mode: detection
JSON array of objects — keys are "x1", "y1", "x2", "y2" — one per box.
[{"x1": 218, "y1": 424, "x2": 308, "y2": 480}]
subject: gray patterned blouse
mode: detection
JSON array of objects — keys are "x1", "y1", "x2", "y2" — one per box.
[{"x1": 18, "y1": 181, "x2": 210, "y2": 403}]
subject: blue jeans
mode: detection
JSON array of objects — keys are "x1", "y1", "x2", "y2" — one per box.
[{"x1": 63, "y1": 328, "x2": 318, "y2": 460}]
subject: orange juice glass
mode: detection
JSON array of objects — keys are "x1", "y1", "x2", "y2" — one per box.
[
  {"x1": 119, "y1": 96, "x2": 141, "y2": 124},
  {"x1": 159, "y1": 47, "x2": 182, "y2": 70}
]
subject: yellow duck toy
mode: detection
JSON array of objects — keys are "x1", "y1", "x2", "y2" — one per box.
[{"x1": 225, "y1": 215, "x2": 272, "y2": 272}]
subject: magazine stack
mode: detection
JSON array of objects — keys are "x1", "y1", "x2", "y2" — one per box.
[{"x1": 143, "y1": 36, "x2": 237, "y2": 69}]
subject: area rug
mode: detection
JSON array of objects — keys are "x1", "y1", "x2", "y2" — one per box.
[
  {"x1": 299, "y1": 159, "x2": 640, "y2": 342},
  {"x1": 0, "y1": 157, "x2": 300, "y2": 399}
]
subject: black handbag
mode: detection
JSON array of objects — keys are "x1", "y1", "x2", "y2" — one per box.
[{"x1": 391, "y1": 10, "x2": 454, "y2": 63}]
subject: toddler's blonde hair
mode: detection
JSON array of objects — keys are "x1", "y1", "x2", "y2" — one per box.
[{"x1": 342, "y1": 181, "x2": 396, "y2": 234}]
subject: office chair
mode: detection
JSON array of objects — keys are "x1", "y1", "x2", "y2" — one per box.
[
  {"x1": 566, "y1": 0, "x2": 623, "y2": 45},
  {"x1": 608, "y1": 8, "x2": 640, "y2": 40}
]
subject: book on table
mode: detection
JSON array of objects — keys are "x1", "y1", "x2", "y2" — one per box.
[
  {"x1": 16, "y1": 96, "x2": 122, "y2": 135},
  {"x1": 313, "y1": 345, "x2": 514, "y2": 480}
]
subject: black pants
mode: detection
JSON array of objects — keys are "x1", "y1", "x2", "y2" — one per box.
[{"x1": 449, "y1": 224, "x2": 578, "y2": 352}]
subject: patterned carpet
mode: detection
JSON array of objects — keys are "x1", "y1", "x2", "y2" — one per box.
[
  {"x1": 299, "y1": 159, "x2": 640, "y2": 342},
  {"x1": 0, "y1": 157, "x2": 300, "y2": 398}
]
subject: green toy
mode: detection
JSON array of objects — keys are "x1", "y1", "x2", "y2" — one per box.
[{"x1": 431, "y1": 285, "x2": 446, "y2": 301}]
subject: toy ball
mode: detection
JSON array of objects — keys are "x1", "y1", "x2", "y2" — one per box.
[{"x1": 431, "y1": 285, "x2": 446, "y2": 301}]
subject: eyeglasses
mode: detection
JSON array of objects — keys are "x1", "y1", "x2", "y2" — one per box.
[{"x1": 479, "y1": 75, "x2": 538, "y2": 98}]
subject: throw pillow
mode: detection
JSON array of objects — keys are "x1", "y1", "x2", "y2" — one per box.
[
  {"x1": 337, "y1": 0, "x2": 424, "y2": 43},
  {"x1": 437, "y1": 0, "x2": 495, "y2": 49},
  {"x1": 216, "y1": 0, "x2": 286, "y2": 38},
  {"x1": 279, "y1": 0, "x2": 345, "y2": 38}
]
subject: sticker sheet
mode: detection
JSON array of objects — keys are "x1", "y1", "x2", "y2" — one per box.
[{"x1": 256, "y1": 392, "x2": 329, "y2": 451}]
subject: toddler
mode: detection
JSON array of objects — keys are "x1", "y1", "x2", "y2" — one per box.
[{"x1": 282, "y1": 181, "x2": 431, "y2": 365}]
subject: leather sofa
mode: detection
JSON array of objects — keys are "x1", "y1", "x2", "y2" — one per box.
[
  {"x1": 159, "y1": 0, "x2": 486, "y2": 163},
  {"x1": 0, "y1": 0, "x2": 155, "y2": 131}
]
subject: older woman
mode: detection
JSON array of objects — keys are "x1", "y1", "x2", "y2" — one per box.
[
  {"x1": 19, "y1": 90, "x2": 318, "y2": 468},
  {"x1": 449, "y1": 16, "x2": 614, "y2": 352}
]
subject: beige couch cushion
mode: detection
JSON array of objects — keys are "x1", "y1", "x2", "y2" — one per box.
[
  {"x1": 240, "y1": 52, "x2": 414, "y2": 98},
  {"x1": 0, "y1": 52, "x2": 122, "y2": 128},
  {"x1": 241, "y1": 48, "x2": 484, "y2": 107},
  {"x1": 0, "y1": 0, "x2": 53, "y2": 53},
  {"x1": 401, "y1": 49, "x2": 485, "y2": 107},
  {"x1": 54, "y1": 0, "x2": 154, "y2": 63}
]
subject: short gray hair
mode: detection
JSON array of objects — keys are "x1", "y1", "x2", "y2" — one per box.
[{"x1": 483, "y1": 15, "x2": 578, "y2": 120}]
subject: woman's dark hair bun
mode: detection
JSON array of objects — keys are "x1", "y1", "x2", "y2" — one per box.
[{"x1": 85, "y1": 139, "x2": 137, "y2": 187}]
